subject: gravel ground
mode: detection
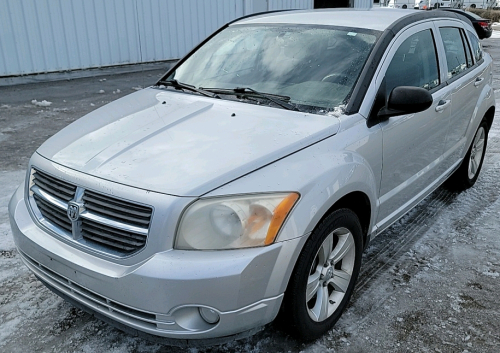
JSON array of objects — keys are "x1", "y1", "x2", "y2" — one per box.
[{"x1": 0, "y1": 34, "x2": 499, "y2": 353}]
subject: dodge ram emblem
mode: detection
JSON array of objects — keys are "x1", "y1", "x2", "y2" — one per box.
[{"x1": 67, "y1": 202, "x2": 80, "y2": 222}]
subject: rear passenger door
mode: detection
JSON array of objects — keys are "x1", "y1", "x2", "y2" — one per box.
[
  {"x1": 375, "y1": 23, "x2": 452, "y2": 228},
  {"x1": 433, "y1": 21, "x2": 486, "y2": 172}
]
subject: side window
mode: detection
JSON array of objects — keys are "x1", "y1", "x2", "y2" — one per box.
[
  {"x1": 439, "y1": 27, "x2": 469, "y2": 79},
  {"x1": 467, "y1": 30, "x2": 483, "y2": 62},
  {"x1": 385, "y1": 29, "x2": 440, "y2": 97}
]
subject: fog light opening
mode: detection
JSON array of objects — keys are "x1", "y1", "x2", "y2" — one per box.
[{"x1": 199, "y1": 307, "x2": 220, "y2": 324}]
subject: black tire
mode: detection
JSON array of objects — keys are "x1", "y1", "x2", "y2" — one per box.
[
  {"x1": 402, "y1": 4, "x2": 407, "y2": 9},
  {"x1": 282, "y1": 209, "x2": 363, "y2": 340},
  {"x1": 447, "y1": 120, "x2": 488, "y2": 191},
  {"x1": 470, "y1": 4, "x2": 476, "y2": 9}
]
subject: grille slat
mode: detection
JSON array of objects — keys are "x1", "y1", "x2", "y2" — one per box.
[
  {"x1": 83, "y1": 202, "x2": 151, "y2": 226},
  {"x1": 34, "y1": 176, "x2": 75, "y2": 199},
  {"x1": 82, "y1": 220, "x2": 147, "y2": 242},
  {"x1": 33, "y1": 195, "x2": 72, "y2": 233},
  {"x1": 33, "y1": 170, "x2": 76, "y2": 202},
  {"x1": 81, "y1": 218, "x2": 147, "y2": 253},
  {"x1": 82, "y1": 232, "x2": 137, "y2": 252},
  {"x1": 83, "y1": 229, "x2": 144, "y2": 247},
  {"x1": 83, "y1": 190, "x2": 151, "y2": 214}
]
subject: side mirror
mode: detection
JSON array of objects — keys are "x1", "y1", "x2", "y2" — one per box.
[{"x1": 378, "y1": 86, "x2": 433, "y2": 120}]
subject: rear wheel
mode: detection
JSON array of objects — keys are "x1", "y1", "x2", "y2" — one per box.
[
  {"x1": 447, "y1": 120, "x2": 488, "y2": 191},
  {"x1": 282, "y1": 209, "x2": 363, "y2": 340}
]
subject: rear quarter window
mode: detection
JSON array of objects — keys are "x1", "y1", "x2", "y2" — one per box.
[
  {"x1": 467, "y1": 30, "x2": 483, "y2": 62},
  {"x1": 439, "y1": 27, "x2": 470, "y2": 79}
]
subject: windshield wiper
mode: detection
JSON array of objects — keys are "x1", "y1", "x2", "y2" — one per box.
[
  {"x1": 202, "y1": 87, "x2": 300, "y2": 111},
  {"x1": 158, "y1": 79, "x2": 220, "y2": 99}
]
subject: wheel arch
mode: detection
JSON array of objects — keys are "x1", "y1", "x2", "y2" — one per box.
[
  {"x1": 313, "y1": 191, "x2": 372, "y2": 250},
  {"x1": 484, "y1": 105, "x2": 495, "y2": 131}
]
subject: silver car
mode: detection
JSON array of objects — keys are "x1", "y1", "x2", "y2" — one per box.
[{"x1": 9, "y1": 8, "x2": 495, "y2": 345}]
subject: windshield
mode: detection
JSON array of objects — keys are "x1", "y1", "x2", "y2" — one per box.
[{"x1": 164, "y1": 25, "x2": 379, "y2": 114}]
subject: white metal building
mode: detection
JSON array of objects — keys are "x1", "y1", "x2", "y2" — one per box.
[{"x1": 0, "y1": 0, "x2": 314, "y2": 77}]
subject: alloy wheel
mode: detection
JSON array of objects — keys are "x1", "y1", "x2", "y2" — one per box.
[{"x1": 306, "y1": 227, "x2": 355, "y2": 322}]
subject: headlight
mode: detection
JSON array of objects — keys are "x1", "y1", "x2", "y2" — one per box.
[{"x1": 175, "y1": 193, "x2": 299, "y2": 250}]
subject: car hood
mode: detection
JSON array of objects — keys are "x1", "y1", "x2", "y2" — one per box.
[{"x1": 37, "y1": 88, "x2": 340, "y2": 196}]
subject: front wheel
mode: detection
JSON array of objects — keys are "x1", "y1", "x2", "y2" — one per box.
[
  {"x1": 447, "y1": 120, "x2": 488, "y2": 191},
  {"x1": 282, "y1": 209, "x2": 363, "y2": 340}
]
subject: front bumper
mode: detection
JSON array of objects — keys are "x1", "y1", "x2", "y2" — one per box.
[{"x1": 9, "y1": 181, "x2": 307, "y2": 341}]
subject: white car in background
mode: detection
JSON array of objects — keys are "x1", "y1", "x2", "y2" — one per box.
[{"x1": 9, "y1": 7, "x2": 495, "y2": 345}]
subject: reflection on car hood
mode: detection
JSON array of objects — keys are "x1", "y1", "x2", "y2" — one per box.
[{"x1": 37, "y1": 88, "x2": 340, "y2": 196}]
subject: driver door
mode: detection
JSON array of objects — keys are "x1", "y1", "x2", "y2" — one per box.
[{"x1": 375, "y1": 23, "x2": 452, "y2": 229}]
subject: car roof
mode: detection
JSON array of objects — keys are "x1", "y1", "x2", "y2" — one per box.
[
  {"x1": 234, "y1": 7, "x2": 468, "y2": 32},
  {"x1": 438, "y1": 8, "x2": 485, "y2": 21}
]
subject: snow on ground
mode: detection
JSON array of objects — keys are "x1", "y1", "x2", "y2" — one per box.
[{"x1": 31, "y1": 99, "x2": 52, "y2": 107}]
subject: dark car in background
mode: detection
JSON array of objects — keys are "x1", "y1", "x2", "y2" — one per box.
[{"x1": 438, "y1": 8, "x2": 492, "y2": 39}]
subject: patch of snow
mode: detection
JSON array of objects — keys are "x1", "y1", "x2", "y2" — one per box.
[
  {"x1": 98, "y1": 90, "x2": 105, "y2": 94},
  {"x1": 112, "y1": 89, "x2": 121, "y2": 94},
  {"x1": 31, "y1": 99, "x2": 52, "y2": 107},
  {"x1": 326, "y1": 104, "x2": 346, "y2": 118},
  {"x1": 99, "y1": 78, "x2": 106, "y2": 82},
  {"x1": 132, "y1": 86, "x2": 143, "y2": 91},
  {"x1": 1, "y1": 104, "x2": 11, "y2": 109},
  {"x1": 90, "y1": 103, "x2": 95, "y2": 106},
  {"x1": 481, "y1": 270, "x2": 499, "y2": 278}
]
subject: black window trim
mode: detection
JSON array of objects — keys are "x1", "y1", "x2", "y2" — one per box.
[
  {"x1": 465, "y1": 29, "x2": 485, "y2": 67},
  {"x1": 460, "y1": 28, "x2": 474, "y2": 68},
  {"x1": 367, "y1": 27, "x2": 443, "y2": 128},
  {"x1": 439, "y1": 26, "x2": 482, "y2": 86},
  {"x1": 345, "y1": 10, "x2": 472, "y2": 115}
]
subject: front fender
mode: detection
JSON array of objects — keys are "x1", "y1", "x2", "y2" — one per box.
[
  {"x1": 205, "y1": 123, "x2": 382, "y2": 297},
  {"x1": 205, "y1": 131, "x2": 381, "y2": 243}
]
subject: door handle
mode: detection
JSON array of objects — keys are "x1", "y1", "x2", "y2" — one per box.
[
  {"x1": 435, "y1": 99, "x2": 451, "y2": 112},
  {"x1": 474, "y1": 77, "x2": 484, "y2": 87}
]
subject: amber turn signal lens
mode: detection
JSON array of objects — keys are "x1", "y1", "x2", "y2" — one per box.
[{"x1": 265, "y1": 193, "x2": 299, "y2": 245}]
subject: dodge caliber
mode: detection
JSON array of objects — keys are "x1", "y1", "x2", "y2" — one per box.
[{"x1": 9, "y1": 8, "x2": 496, "y2": 344}]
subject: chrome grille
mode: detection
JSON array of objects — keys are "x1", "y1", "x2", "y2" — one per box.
[
  {"x1": 32, "y1": 193, "x2": 72, "y2": 233},
  {"x1": 33, "y1": 169, "x2": 76, "y2": 202},
  {"x1": 82, "y1": 190, "x2": 152, "y2": 228},
  {"x1": 81, "y1": 218, "x2": 148, "y2": 253},
  {"x1": 29, "y1": 168, "x2": 152, "y2": 257}
]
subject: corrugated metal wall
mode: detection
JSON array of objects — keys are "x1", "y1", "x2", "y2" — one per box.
[
  {"x1": 268, "y1": 0, "x2": 314, "y2": 10},
  {"x1": 0, "y1": 0, "x2": 313, "y2": 77}
]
